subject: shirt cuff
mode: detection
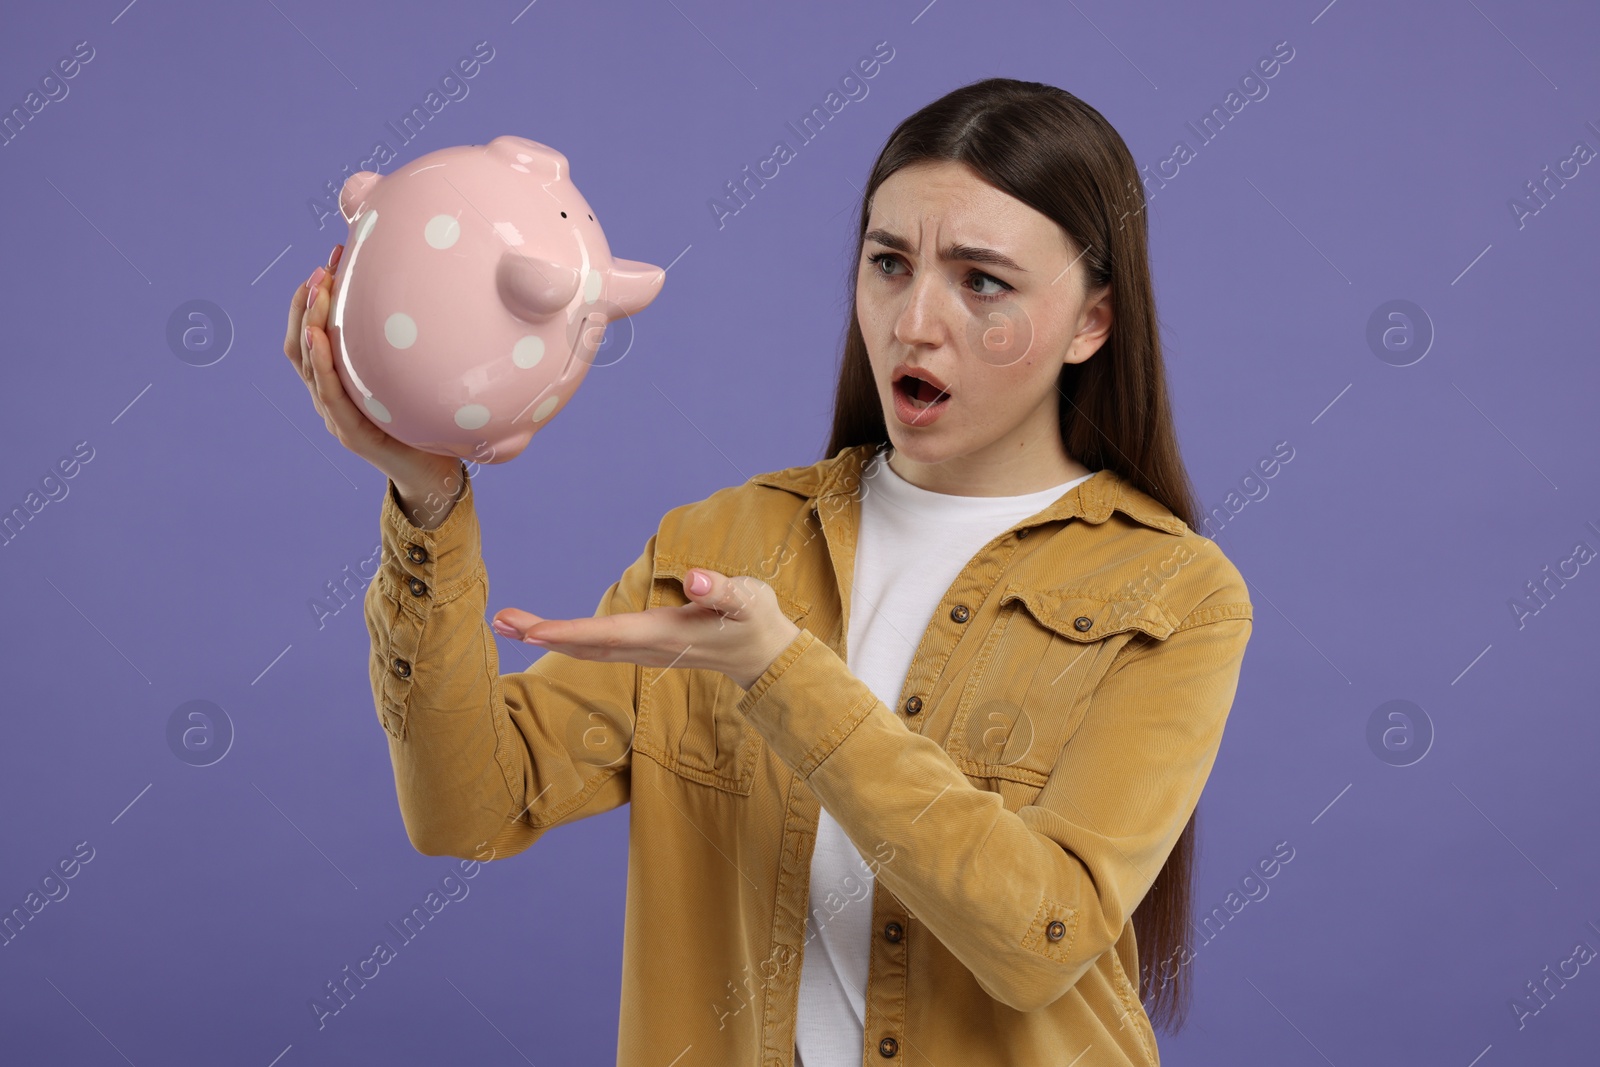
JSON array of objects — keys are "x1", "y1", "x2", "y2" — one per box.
[
  {"x1": 734, "y1": 627, "x2": 878, "y2": 779},
  {"x1": 378, "y1": 462, "x2": 481, "y2": 603}
]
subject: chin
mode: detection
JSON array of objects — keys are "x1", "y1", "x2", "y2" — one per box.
[{"x1": 883, "y1": 428, "x2": 950, "y2": 464}]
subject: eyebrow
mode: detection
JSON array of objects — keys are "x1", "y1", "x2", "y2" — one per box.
[{"x1": 863, "y1": 228, "x2": 1030, "y2": 274}]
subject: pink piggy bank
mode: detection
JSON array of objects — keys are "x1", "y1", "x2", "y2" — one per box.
[{"x1": 326, "y1": 135, "x2": 664, "y2": 463}]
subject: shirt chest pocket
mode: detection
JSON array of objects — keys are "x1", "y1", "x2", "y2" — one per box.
[
  {"x1": 633, "y1": 557, "x2": 811, "y2": 796},
  {"x1": 943, "y1": 583, "x2": 1179, "y2": 808}
]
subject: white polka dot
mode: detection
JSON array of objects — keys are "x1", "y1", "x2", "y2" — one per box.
[
  {"x1": 584, "y1": 270, "x2": 602, "y2": 304},
  {"x1": 385, "y1": 313, "x2": 417, "y2": 349},
  {"x1": 363, "y1": 394, "x2": 391, "y2": 423},
  {"x1": 454, "y1": 404, "x2": 490, "y2": 430},
  {"x1": 530, "y1": 395, "x2": 561, "y2": 422},
  {"x1": 512, "y1": 335, "x2": 545, "y2": 368},
  {"x1": 424, "y1": 214, "x2": 460, "y2": 249},
  {"x1": 356, "y1": 209, "x2": 378, "y2": 241}
]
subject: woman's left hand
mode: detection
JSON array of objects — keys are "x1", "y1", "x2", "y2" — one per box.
[{"x1": 491, "y1": 569, "x2": 803, "y2": 691}]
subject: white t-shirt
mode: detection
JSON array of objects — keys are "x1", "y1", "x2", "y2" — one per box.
[{"x1": 793, "y1": 446, "x2": 1097, "y2": 1066}]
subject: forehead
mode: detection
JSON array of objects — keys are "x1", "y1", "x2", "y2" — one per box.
[{"x1": 867, "y1": 161, "x2": 1060, "y2": 251}]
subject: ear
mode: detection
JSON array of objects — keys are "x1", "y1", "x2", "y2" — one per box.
[
  {"x1": 339, "y1": 171, "x2": 381, "y2": 223},
  {"x1": 485, "y1": 135, "x2": 569, "y2": 181},
  {"x1": 605, "y1": 257, "x2": 667, "y2": 319},
  {"x1": 1067, "y1": 285, "x2": 1114, "y2": 365}
]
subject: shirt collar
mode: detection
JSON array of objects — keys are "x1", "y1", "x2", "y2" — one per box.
[{"x1": 748, "y1": 443, "x2": 1188, "y2": 536}]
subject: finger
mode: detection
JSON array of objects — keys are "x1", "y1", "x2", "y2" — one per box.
[
  {"x1": 491, "y1": 609, "x2": 549, "y2": 639},
  {"x1": 303, "y1": 269, "x2": 327, "y2": 332},
  {"x1": 523, "y1": 610, "x2": 678, "y2": 656},
  {"x1": 298, "y1": 313, "x2": 315, "y2": 383},
  {"x1": 683, "y1": 568, "x2": 756, "y2": 620},
  {"x1": 683, "y1": 568, "x2": 717, "y2": 600},
  {"x1": 299, "y1": 315, "x2": 315, "y2": 383},
  {"x1": 515, "y1": 606, "x2": 721, "y2": 671},
  {"x1": 295, "y1": 260, "x2": 331, "y2": 379},
  {"x1": 300, "y1": 284, "x2": 320, "y2": 378},
  {"x1": 305, "y1": 321, "x2": 340, "y2": 410},
  {"x1": 284, "y1": 277, "x2": 312, "y2": 361},
  {"x1": 305, "y1": 317, "x2": 367, "y2": 434}
]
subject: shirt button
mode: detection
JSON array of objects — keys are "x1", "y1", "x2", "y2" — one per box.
[
  {"x1": 1046, "y1": 919, "x2": 1067, "y2": 942},
  {"x1": 877, "y1": 1036, "x2": 899, "y2": 1057},
  {"x1": 949, "y1": 604, "x2": 970, "y2": 623},
  {"x1": 406, "y1": 544, "x2": 428, "y2": 564},
  {"x1": 392, "y1": 658, "x2": 412, "y2": 679},
  {"x1": 1073, "y1": 616, "x2": 1093, "y2": 632},
  {"x1": 883, "y1": 921, "x2": 903, "y2": 943},
  {"x1": 408, "y1": 577, "x2": 427, "y2": 597},
  {"x1": 902, "y1": 695, "x2": 922, "y2": 716}
]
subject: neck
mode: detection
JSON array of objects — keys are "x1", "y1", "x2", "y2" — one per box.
[{"x1": 883, "y1": 443, "x2": 1093, "y2": 497}]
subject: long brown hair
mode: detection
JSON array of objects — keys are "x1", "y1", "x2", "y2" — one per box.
[{"x1": 823, "y1": 77, "x2": 1206, "y2": 1032}]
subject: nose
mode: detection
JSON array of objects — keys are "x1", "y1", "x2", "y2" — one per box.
[{"x1": 891, "y1": 270, "x2": 953, "y2": 349}]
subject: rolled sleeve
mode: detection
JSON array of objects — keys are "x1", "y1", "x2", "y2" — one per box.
[
  {"x1": 380, "y1": 466, "x2": 479, "y2": 593},
  {"x1": 368, "y1": 468, "x2": 482, "y2": 743}
]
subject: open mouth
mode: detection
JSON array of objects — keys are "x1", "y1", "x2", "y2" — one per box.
[{"x1": 894, "y1": 373, "x2": 949, "y2": 408}]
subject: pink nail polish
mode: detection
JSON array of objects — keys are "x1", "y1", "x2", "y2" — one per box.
[
  {"x1": 491, "y1": 619, "x2": 518, "y2": 638},
  {"x1": 307, "y1": 266, "x2": 325, "y2": 297}
]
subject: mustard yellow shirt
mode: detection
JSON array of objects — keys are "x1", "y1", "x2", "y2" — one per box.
[{"x1": 363, "y1": 442, "x2": 1253, "y2": 1066}]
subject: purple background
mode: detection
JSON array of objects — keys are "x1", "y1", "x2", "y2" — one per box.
[{"x1": 3, "y1": 1, "x2": 1597, "y2": 1064}]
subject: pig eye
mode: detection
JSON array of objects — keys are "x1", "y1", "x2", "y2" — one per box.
[
  {"x1": 560, "y1": 211, "x2": 567, "y2": 218},
  {"x1": 587, "y1": 214, "x2": 593, "y2": 221}
]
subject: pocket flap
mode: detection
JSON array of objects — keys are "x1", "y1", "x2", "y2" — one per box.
[
  {"x1": 653, "y1": 555, "x2": 812, "y2": 624},
  {"x1": 999, "y1": 584, "x2": 1180, "y2": 643}
]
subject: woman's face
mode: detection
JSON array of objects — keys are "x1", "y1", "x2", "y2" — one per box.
[{"x1": 855, "y1": 160, "x2": 1112, "y2": 488}]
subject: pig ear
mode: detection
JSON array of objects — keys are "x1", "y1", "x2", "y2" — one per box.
[
  {"x1": 606, "y1": 258, "x2": 666, "y2": 319},
  {"x1": 487, "y1": 135, "x2": 568, "y2": 180},
  {"x1": 339, "y1": 172, "x2": 381, "y2": 223},
  {"x1": 497, "y1": 250, "x2": 582, "y2": 322}
]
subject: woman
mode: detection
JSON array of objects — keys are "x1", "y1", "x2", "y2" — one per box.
[{"x1": 285, "y1": 78, "x2": 1252, "y2": 1067}]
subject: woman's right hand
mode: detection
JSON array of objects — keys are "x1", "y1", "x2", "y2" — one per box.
[{"x1": 283, "y1": 244, "x2": 464, "y2": 521}]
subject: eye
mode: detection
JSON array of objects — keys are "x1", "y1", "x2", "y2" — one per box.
[
  {"x1": 865, "y1": 251, "x2": 1014, "y2": 302},
  {"x1": 968, "y1": 273, "x2": 1011, "y2": 300},
  {"x1": 866, "y1": 251, "x2": 904, "y2": 277}
]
